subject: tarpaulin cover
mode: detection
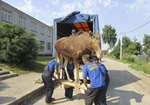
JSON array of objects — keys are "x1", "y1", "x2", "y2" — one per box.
[{"x1": 52, "y1": 11, "x2": 100, "y2": 57}]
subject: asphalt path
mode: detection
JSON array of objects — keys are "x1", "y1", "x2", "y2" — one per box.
[{"x1": 27, "y1": 58, "x2": 150, "y2": 105}]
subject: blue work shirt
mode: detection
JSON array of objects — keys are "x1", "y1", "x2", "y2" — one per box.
[
  {"x1": 98, "y1": 64, "x2": 107, "y2": 77},
  {"x1": 99, "y1": 63, "x2": 110, "y2": 83},
  {"x1": 47, "y1": 60, "x2": 59, "y2": 72},
  {"x1": 62, "y1": 63, "x2": 74, "y2": 71},
  {"x1": 83, "y1": 62, "x2": 105, "y2": 88},
  {"x1": 67, "y1": 63, "x2": 74, "y2": 71}
]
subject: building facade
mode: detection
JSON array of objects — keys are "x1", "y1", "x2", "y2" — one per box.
[{"x1": 0, "y1": 0, "x2": 53, "y2": 55}]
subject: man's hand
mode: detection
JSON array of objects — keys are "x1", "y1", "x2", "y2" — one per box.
[
  {"x1": 53, "y1": 75, "x2": 57, "y2": 80},
  {"x1": 55, "y1": 69, "x2": 60, "y2": 80},
  {"x1": 83, "y1": 78, "x2": 88, "y2": 88},
  {"x1": 84, "y1": 86, "x2": 88, "y2": 91},
  {"x1": 55, "y1": 79, "x2": 59, "y2": 82}
]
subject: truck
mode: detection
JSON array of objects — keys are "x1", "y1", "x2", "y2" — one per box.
[{"x1": 52, "y1": 11, "x2": 100, "y2": 57}]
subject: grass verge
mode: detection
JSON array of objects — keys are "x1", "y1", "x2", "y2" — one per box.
[
  {"x1": 0, "y1": 56, "x2": 52, "y2": 75},
  {"x1": 107, "y1": 56, "x2": 150, "y2": 75}
]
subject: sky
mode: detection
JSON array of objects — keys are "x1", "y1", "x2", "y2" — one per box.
[{"x1": 2, "y1": 0, "x2": 150, "y2": 50}]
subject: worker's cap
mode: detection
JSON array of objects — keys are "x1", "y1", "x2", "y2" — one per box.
[
  {"x1": 71, "y1": 29, "x2": 76, "y2": 33},
  {"x1": 91, "y1": 56, "x2": 99, "y2": 61}
]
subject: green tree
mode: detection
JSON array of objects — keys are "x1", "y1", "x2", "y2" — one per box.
[
  {"x1": 122, "y1": 36, "x2": 132, "y2": 48},
  {"x1": 110, "y1": 40, "x2": 120, "y2": 59},
  {"x1": 143, "y1": 34, "x2": 150, "y2": 54},
  {"x1": 0, "y1": 22, "x2": 38, "y2": 67},
  {"x1": 122, "y1": 36, "x2": 141, "y2": 55},
  {"x1": 122, "y1": 36, "x2": 135, "y2": 55},
  {"x1": 133, "y1": 36, "x2": 142, "y2": 55},
  {"x1": 135, "y1": 42, "x2": 142, "y2": 55},
  {"x1": 125, "y1": 43, "x2": 137, "y2": 55},
  {"x1": 102, "y1": 25, "x2": 117, "y2": 49}
]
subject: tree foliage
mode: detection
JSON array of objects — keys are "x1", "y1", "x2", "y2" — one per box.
[
  {"x1": 0, "y1": 22, "x2": 38, "y2": 67},
  {"x1": 102, "y1": 25, "x2": 117, "y2": 49},
  {"x1": 110, "y1": 36, "x2": 142, "y2": 59},
  {"x1": 122, "y1": 36, "x2": 141, "y2": 55},
  {"x1": 122, "y1": 36, "x2": 132, "y2": 48},
  {"x1": 110, "y1": 40, "x2": 120, "y2": 59},
  {"x1": 143, "y1": 34, "x2": 150, "y2": 54},
  {"x1": 124, "y1": 43, "x2": 137, "y2": 55}
]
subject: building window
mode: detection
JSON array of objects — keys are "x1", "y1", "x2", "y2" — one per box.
[
  {"x1": 47, "y1": 29, "x2": 51, "y2": 37},
  {"x1": 40, "y1": 26, "x2": 44, "y2": 35},
  {"x1": 19, "y1": 17, "x2": 25, "y2": 28},
  {"x1": 39, "y1": 41, "x2": 44, "y2": 51},
  {"x1": 32, "y1": 22, "x2": 36, "y2": 32},
  {"x1": 47, "y1": 42, "x2": 51, "y2": 50},
  {"x1": 1, "y1": 9, "x2": 12, "y2": 23}
]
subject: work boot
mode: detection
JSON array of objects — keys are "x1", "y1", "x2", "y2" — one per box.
[
  {"x1": 45, "y1": 102, "x2": 53, "y2": 105},
  {"x1": 51, "y1": 98, "x2": 55, "y2": 101},
  {"x1": 68, "y1": 98, "x2": 73, "y2": 101},
  {"x1": 101, "y1": 102, "x2": 107, "y2": 105}
]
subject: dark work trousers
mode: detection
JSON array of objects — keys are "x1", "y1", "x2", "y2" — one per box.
[
  {"x1": 101, "y1": 75, "x2": 110, "y2": 105},
  {"x1": 85, "y1": 86, "x2": 105, "y2": 105},
  {"x1": 65, "y1": 87, "x2": 74, "y2": 98},
  {"x1": 42, "y1": 65, "x2": 54, "y2": 103},
  {"x1": 64, "y1": 70, "x2": 74, "y2": 99}
]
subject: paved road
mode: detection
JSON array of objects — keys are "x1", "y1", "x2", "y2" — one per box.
[{"x1": 27, "y1": 58, "x2": 150, "y2": 105}]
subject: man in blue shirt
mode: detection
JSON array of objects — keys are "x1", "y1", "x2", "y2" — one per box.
[
  {"x1": 42, "y1": 59, "x2": 60, "y2": 105},
  {"x1": 62, "y1": 58, "x2": 74, "y2": 100},
  {"x1": 92, "y1": 56, "x2": 110, "y2": 105},
  {"x1": 82, "y1": 54, "x2": 105, "y2": 105}
]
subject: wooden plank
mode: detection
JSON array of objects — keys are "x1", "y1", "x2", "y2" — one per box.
[
  {"x1": 61, "y1": 81, "x2": 81, "y2": 89},
  {"x1": 60, "y1": 80, "x2": 90, "y2": 94}
]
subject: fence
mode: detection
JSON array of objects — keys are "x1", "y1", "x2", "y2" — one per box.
[{"x1": 135, "y1": 55, "x2": 150, "y2": 62}]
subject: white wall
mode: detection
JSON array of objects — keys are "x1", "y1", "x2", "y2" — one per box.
[{"x1": 0, "y1": 0, "x2": 53, "y2": 55}]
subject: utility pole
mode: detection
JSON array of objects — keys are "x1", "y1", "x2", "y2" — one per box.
[{"x1": 120, "y1": 33, "x2": 123, "y2": 60}]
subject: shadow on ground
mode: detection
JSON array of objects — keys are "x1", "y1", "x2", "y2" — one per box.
[
  {"x1": 0, "y1": 96, "x2": 16, "y2": 104},
  {"x1": 27, "y1": 69, "x2": 145, "y2": 105},
  {"x1": 107, "y1": 70, "x2": 144, "y2": 105},
  {"x1": 0, "y1": 81, "x2": 10, "y2": 91}
]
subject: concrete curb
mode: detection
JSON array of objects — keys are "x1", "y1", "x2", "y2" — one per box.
[
  {"x1": 0, "y1": 67, "x2": 18, "y2": 81},
  {"x1": 8, "y1": 85, "x2": 45, "y2": 105}
]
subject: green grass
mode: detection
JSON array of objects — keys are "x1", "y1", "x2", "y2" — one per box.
[
  {"x1": 129, "y1": 62, "x2": 150, "y2": 75},
  {"x1": 107, "y1": 56, "x2": 150, "y2": 75},
  {"x1": 0, "y1": 56, "x2": 53, "y2": 75}
]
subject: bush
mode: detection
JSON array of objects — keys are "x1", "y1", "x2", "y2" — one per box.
[
  {"x1": 142, "y1": 62, "x2": 150, "y2": 74},
  {"x1": 0, "y1": 22, "x2": 38, "y2": 68},
  {"x1": 122, "y1": 55, "x2": 135, "y2": 62}
]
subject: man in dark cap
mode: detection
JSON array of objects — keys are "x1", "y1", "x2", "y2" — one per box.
[
  {"x1": 82, "y1": 54, "x2": 105, "y2": 105},
  {"x1": 92, "y1": 56, "x2": 110, "y2": 105}
]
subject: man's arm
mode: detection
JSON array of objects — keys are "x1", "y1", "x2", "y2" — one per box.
[
  {"x1": 52, "y1": 74, "x2": 57, "y2": 80},
  {"x1": 53, "y1": 62, "x2": 60, "y2": 80},
  {"x1": 83, "y1": 78, "x2": 87, "y2": 87},
  {"x1": 83, "y1": 78, "x2": 88, "y2": 90},
  {"x1": 83, "y1": 65, "x2": 88, "y2": 90},
  {"x1": 54, "y1": 69, "x2": 60, "y2": 80}
]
